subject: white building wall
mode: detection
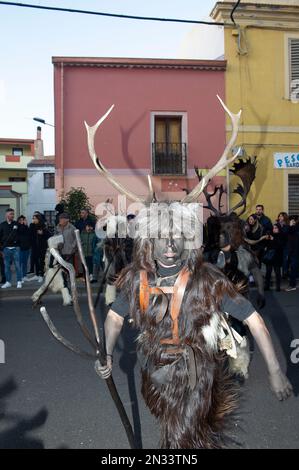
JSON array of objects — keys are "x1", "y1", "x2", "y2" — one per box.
[{"x1": 27, "y1": 166, "x2": 56, "y2": 223}]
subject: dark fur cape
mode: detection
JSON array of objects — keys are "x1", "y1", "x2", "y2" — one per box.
[{"x1": 117, "y1": 243, "x2": 239, "y2": 449}]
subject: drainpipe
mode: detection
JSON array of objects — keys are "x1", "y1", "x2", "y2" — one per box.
[
  {"x1": 226, "y1": 166, "x2": 230, "y2": 212},
  {"x1": 60, "y1": 62, "x2": 65, "y2": 192},
  {"x1": 16, "y1": 194, "x2": 21, "y2": 218}
]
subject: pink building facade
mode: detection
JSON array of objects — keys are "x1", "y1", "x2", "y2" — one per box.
[{"x1": 53, "y1": 57, "x2": 227, "y2": 214}]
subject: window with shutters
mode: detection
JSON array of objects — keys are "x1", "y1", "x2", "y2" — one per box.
[
  {"x1": 151, "y1": 112, "x2": 187, "y2": 176},
  {"x1": 288, "y1": 174, "x2": 299, "y2": 215},
  {"x1": 286, "y1": 36, "x2": 299, "y2": 101},
  {"x1": 12, "y1": 147, "x2": 23, "y2": 156},
  {"x1": 44, "y1": 172, "x2": 55, "y2": 189}
]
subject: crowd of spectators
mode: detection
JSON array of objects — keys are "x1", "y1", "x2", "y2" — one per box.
[
  {"x1": 0, "y1": 206, "x2": 104, "y2": 289},
  {"x1": 243, "y1": 205, "x2": 299, "y2": 291},
  {"x1": 0, "y1": 203, "x2": 298, "y2": 292}
]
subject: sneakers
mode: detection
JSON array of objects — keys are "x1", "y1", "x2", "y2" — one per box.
[
  {"x1": 27, "y1": 275, "x2": 39, "y2": 281},
  {"x1": 37, "y1": 276, "x2": 43, "y2": 283},
  {"x1": 285, "y1": 286, "x2": 296, "y2": 292},
  {"x1": 1, "y1": 281, "x2": 23, "y2": 288},
  {"x1": 1, "y1": 282, "x2": 12, "y2": 289}
]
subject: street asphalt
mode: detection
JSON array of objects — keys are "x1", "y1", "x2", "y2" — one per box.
[{"x1": 0, "y1": 281, "x2": 298, "y2": 449}]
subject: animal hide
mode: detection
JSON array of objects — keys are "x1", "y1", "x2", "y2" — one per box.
[
  {"x1": 32, "y1": 250, "x2": 72, "y2": 306},
  {"x1": 118, "y1": 257, "x2": 239, "y2": 449}
]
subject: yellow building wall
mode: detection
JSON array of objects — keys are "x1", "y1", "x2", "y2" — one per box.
[
  {"x1": 224, "y1": 25, "x2": 299, "y2": 222},
  {"x1": 0, "y1": 144, "x2": 33, "y2": 156},
  {"x1": 0, "y1": 169, "x2": 27, "y2": 183},
  {"x1": 0, "y1": 156, "x2": 33, "y2": 217},
  {"x1": 0, "y1": 155, "x2": 34, "y2": 170}
]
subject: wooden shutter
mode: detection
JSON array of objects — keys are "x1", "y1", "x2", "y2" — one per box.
[
  {"x1": 288, "y1": 174, "x2": 299, "y2": 215},
  {"x1": 155, "y1": 118, "x2": 167, "y2": 143},
  {"x1": 289, "y1": 38, "x2": 299, "y2": 99},
  {"x1": 290, "y1": 38, "x2": 299, "y2": 82}
]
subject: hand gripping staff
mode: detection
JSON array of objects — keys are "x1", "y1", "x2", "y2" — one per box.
[{"x1": 39, "y1": 229, "x2": 136, "y2": 448}]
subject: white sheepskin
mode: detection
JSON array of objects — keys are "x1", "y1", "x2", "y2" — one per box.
[
  {"x1": 228, "y1": 337, "x2": 250, "y2": 379},
  {"x1": 202, "y1": 313, "x2": 220, "y2": 351},
  {"x1": 32, "y1": 250, "x2": 72, "y2": 306}
]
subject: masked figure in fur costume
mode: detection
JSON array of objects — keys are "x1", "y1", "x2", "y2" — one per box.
[
  {"x1": 85, "y1": 99, "x2": 292, "y2": 449},
  {"x1": 96, "y1": 204, "x2": 292, "y2": 448}
]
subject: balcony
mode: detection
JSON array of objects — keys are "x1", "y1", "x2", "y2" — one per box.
[{"x1": 152, "y1": 142, "x2": 187, "y2": 176}]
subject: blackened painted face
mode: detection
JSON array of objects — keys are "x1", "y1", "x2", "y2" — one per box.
[{"x1": 153, "y1": 236, "x2": 185, "y2": 267}]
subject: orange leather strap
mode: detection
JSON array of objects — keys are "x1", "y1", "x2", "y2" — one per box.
[
  {"x1": 139, "y1": 268, "x2": 190, "y2": 346},
  {"x1": 140, "y1": 270, "x2": 150, "y2": 313},
  {"x1": 160, "y1": 268, "x2": 190, "y2": 346},
  {"x1": 140, "y1": 272, "x2": 174, "y2": 313}
]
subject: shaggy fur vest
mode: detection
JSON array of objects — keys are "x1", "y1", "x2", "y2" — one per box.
[{"x1": 121, "y1": 260, "x2": 238, "y2": 449}]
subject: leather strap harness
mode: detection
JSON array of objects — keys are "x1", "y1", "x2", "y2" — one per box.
[{"x1": 139, "y1": 268, "x2": 190, "y2": 348}]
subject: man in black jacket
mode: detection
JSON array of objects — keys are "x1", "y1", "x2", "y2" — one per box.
[
  {"x1": 255, "y1": 204, "x2": 273, "y2": 233},
  {"x1": 0, "y1": 208, "x2": 22, "y2": 288}
]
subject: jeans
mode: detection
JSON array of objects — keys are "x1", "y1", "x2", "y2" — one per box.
[
  {"x1": 20, "y1": 249, "x2": 30, "y2": 278},
  {"x1": 0, "y1": 252, "x2": 6, "y2": 282},
  {"x1": 3, "y1": 247, "x2": 22, "y2": 283}
]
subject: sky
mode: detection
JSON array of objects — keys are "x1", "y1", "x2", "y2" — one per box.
[{"x1": 0, "y1": 0, "x2": 223, "y2": 155}]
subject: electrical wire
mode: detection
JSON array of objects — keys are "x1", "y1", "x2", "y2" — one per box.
[
  {"x1": 0, "y1": 1, "x2": 226, "y2": 26},
  {"x1": 230, "y1": 0, "x2": 242, "y2": 25}
]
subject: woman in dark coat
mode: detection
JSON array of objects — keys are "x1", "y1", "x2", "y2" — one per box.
[
  {"x1": 264, "y1": 224, "x2": 284, "y2": 291},
  {"x1": 17, "y1": 215, "x2": 31, "y2": 280},
  {"x1": 276, "y1": 212, "x2": 289, "y2": 277},
  {"x1": 285, "y1": 216, "x2": 299, "y2": 291},
  {"x1": 29, "y1": 213, "x2": 50, "y2": 281}
]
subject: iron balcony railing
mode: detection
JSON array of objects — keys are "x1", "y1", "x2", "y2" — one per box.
[{"x1": 152, "y1": 142, "x2": 187, "y2": 176}]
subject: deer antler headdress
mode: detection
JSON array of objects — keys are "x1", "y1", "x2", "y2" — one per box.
[{"x1": 84, "y1": 96, "x2": 242, "y2": 204}]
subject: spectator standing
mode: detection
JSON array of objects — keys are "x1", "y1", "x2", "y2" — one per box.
[
  {"x1": 54, "y1": 213, "x2": 77, "y2": 291},
  {"x1": 276, "y1": 212, "x2": 289, "y2": 277},
  {"x1": 33, "y1": 211, "x2": 47, "y2": 225},
  {"x1": 285, "y1": 216, "x2": 299, "y2": 291},
  {"x1": 80, "y1": 223, "x2": 96, "y2": 280},
  {"x1": 29, "y1": 213, "x2": 50, "y2": 282},
  {"x1": 75, "y1": 208, "x2": 94, "y2": 233},
  {"x1": 17, "y1": 215, "x2": 31, "y2": 281},
  {"x1": 255, "y1": 204, "x2": 273, "y2": 233},
  {"x1": 244, "y1": 214, "x2": 267, "y2": 266},
  {"x1": 27, "y1": 211, "x2": 47, "y2": 275},
  {"x1": 0, "y1": 250, "x2": 5, "y2": 284},
  {"x1": 0, "y1": 208, "x2": 22, "y2": 288},
  {"x1": 74, "y1": 208, "x2": 94, "y2": 277},
  {"x1": 55, "y1": 203, "x2": 65, "y2": 226},
  {"x1": 55, "y1": 213, "x2": 77, "y2": 262},
  {"x1": 263, "y1": 224, "x2": 284, "y2": 292},
  {"x1": 91, "y1": 234, "x2": 104, "y2": 283}
]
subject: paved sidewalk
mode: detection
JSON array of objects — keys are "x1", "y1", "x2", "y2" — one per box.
[
  {"x1": 0, "y1": 276, "x2": 100, "y2": 300},
  {"x1": 0, "y1": 272, "x2": 295, "y2": 299}
]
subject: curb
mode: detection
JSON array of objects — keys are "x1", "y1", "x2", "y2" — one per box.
[{"x1": 0, "y1": 283, "x2": 99, "y2": 300}]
